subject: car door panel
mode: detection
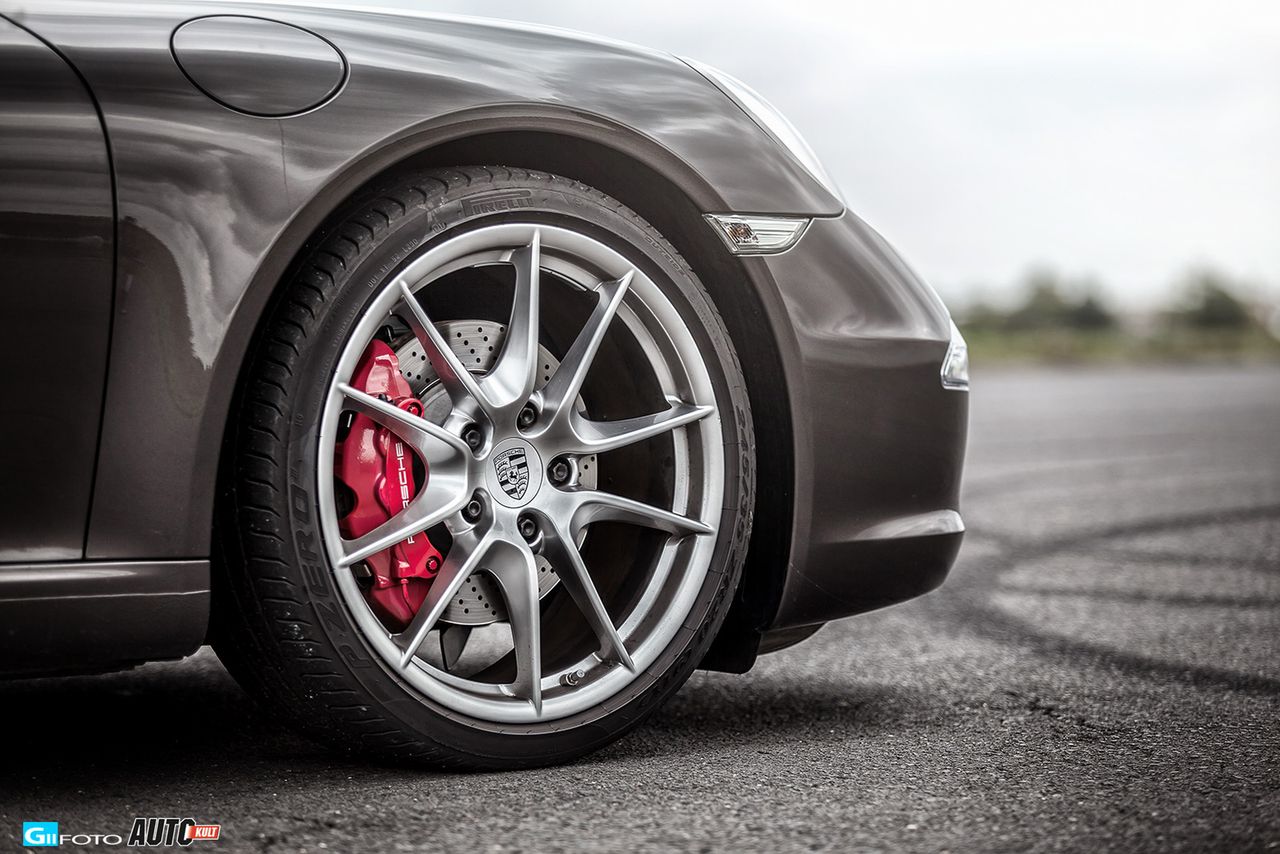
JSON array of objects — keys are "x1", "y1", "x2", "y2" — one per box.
[{"x1": 0, "y1": 17, "x2": 112, "y2": 560}]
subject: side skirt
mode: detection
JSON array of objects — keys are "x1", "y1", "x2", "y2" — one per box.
[{"x1": 0, "y1": 560, "x2": 209, "y2": 677}]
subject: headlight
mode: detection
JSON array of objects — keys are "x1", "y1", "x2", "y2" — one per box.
[
  {"x1": 682, "y1": 58, "x2": 842, "y2": 201},
  {"x1": 941, "y1": 321, "x2": 969, "y2": 391}
]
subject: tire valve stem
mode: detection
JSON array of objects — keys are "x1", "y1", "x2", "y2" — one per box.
[{"x1": 560, "y1": 669, "x2": 585, "y2": 687}]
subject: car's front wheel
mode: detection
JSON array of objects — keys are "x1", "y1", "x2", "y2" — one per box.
[{"x1": 213, "y1": 167, "x2": 754, "y2": 768}]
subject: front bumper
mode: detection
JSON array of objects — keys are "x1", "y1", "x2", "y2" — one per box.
[{"x1": 752, "y1": 212, "x2": 968, "y2": 629}]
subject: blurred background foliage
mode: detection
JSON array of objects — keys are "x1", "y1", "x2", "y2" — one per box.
[{"x1": 955, "y1": 268, "x2": 1280, "y2": 364}]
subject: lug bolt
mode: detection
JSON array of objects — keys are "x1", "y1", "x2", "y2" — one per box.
[
  {"x1": 462, "y1": 494, "x2": 484, "y2": 523},
  {"x1": 548, "y1": 458, "x2": 571, "y2": 485},
  {"x1": 518, "y1": 403, "x2": 537, "y2": 429},
  {"x1": 462, "y1": 424, "x2": 483, "y2": 451},
  {"x1": 518, "y1": 514, "x2": 538, "y2": 542}
]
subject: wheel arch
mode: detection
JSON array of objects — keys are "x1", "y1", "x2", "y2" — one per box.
[{"x1": 211, "y1": 124, "x2": 796, "y2": 669}]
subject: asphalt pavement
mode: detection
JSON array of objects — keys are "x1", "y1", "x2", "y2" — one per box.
[{"x1": 2, "y1": 366, "x2": 1277, "y2": 853}]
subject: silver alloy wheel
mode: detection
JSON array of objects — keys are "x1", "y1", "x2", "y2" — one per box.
[{"x1": 317, "y1": 223, "x2": 725, "y2": 724}]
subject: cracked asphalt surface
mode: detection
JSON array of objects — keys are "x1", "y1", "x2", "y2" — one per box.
[{"x1": 3, "y1": 367, "x2": 1277, "y2": 852}]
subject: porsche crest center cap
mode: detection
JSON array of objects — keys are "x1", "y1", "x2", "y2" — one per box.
[{"x1": 488, "y1": 438, "x2": 543, "y2": 507}]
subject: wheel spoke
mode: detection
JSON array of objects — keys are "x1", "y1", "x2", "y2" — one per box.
[
  {"x1": 483, "y1": 230, "x2": 541, "y2": 409},
  {"x1": 569, "y1": 489, "x2": 713, "y2": 539},
  {"x1": 337, "y1": 382, "x2": 470, "y2": 465},
  {"x1": 539, "y1": 272, "x2": 632, "y2": 418},
  {"x1": 335, "y1": 383, "x2": 471, "y2": 568},
  {"x1": 396, "y1": 529, "x2": 490, "y2": 667},
  {"x1": 397, "y1": 281, "x2": 486, "y2": 412},
  {"x1": 439, "y1": 624, "x2": 471, "y2": 672},
  {"x1": 485, "y1": 539, "x2": 543, "y2": 714},
  {"x1": 337, "y1": 486, "x2": 463, "y2": 568},
  {"x1": 540, "y1": 518, "x2": 634, "y2": 670},
  {"x1": 568, "y1": 398, "x2": 714, "y2": 455}
]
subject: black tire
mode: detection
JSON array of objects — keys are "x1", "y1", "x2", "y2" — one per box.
[{"x1": 212, "y1": 166, "x2": 755, "y2": 769}]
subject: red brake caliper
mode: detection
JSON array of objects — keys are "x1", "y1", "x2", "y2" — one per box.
[{"x1": 336, "y1": 340, "x2": 444, "y2": 629}]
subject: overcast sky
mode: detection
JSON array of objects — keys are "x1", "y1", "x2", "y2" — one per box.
[{"x1": 369, "y1": 0, "x2": 1279, "y2": 309}]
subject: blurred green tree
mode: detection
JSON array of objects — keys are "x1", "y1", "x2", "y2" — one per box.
[
  {"x1": 1066, "y1": 292, "x2": 1116, "y2": 330},
  {"x1": 956, "y1": 297, "x2": 1005, "y2": 331},
  {"x1": 1173, "y1": 269, "x2": 1252, "y2": 329},
  {"x1": 1005, "y1": 269, "x2": 1071, "y2": 330},
  {"x1": 1000, "y1": 269, "x2": 1116, "y2": 331}
]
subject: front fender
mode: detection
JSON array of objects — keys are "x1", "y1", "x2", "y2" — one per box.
[{"x1": 15, "y1": 1, "x2": 840, "y2": 558}]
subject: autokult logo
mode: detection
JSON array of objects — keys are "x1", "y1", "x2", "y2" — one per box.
[{"x1": 128, "y1": 818, "x2": 221, "y2": 846}]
